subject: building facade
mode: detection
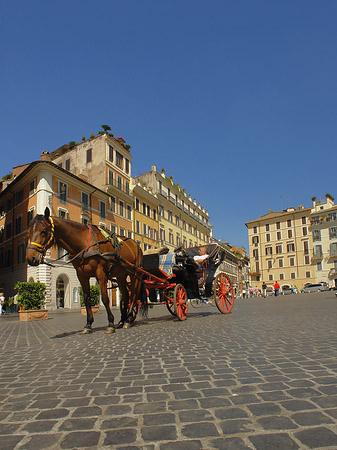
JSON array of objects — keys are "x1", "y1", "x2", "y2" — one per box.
[
  {"x1": 0, "y1": 160, "x2": 120, "y2": 309},
  {"x1": 135, "y1": 166, "x2": 212, "y2": 251},
  {"x1": 310, "y1": 197, "x2": 337, "y2": 288},
  {"x1": 246, "y1": 206, "x2": 313, "y2": 291}
]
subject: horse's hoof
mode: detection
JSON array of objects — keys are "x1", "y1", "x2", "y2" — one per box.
[
  {"x1": 104, "y1": 327, "x2": 116, "y2": 334},
  {"x1": 80, "y1": 328, "x2": 93, "y2": 334},
  {"x1": 123, "y1": 322, "x2": 132, "y2": 329}
]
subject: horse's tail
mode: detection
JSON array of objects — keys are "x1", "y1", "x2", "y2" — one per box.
[{"x1": 139, "y1": 282, "x2": 148, "y2": 318}]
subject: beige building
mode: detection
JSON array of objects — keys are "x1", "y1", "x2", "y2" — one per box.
[
  {"x1": 46, "y1": 132, "x2": 133, "y2": 238},
  {"x1": 132, "y1": 180, "x2": 160, "y2": 251},
  {"x1": 246, "y1": 206, "x2": 313, "y2": 291},
  {"x1": 310, "y1": 196, "x2": 337, "y2": 288},
  {"x1": 135, "y1": 165, "x2": 211, "y2": 251}
]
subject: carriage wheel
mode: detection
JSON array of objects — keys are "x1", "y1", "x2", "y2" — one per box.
[
  {"x1": 190, "y1": 298, "x2": 202, "y2": 308},
  {"x1": 164, "y1": 290, "x2": 176, "y2": 317},
  {"x1": 174, "y1": 284, "x2": 188, "y2": 321},
  {"x1": 213, "y1": 273, "x2": 234, "y2": 314}
]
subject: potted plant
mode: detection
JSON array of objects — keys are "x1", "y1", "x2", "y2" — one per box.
[
  {"x1": 15, "y1": 282, "x2": 48, "y2": 321},
  {"x1": 78, "y1": 285, "x2": 101, "y2": 315}
]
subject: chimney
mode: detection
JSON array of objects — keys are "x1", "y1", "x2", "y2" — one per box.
[{"x1": 41, "y1": 151, "x2": 51, "y2": 161}]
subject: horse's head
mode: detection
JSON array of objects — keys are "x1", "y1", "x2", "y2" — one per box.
[{"x1": 26, "y1": 208, "x2": 55, "y2": 266}]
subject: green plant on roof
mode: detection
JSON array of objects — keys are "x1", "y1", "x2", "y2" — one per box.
[
  {"x1": 82, "y1": 136, "x2": 86, "y2": 141},
  {"x1": 326, "y1": 193, "x2": 334, "y2": 201},
  {"x1": 98, "y1": 131, "x2": 104, "y2": 135},
  {"x1": 124, "y1": 144, "x2": 131, "y2": 150},
  {"x1": 90, "y1": 134, "x2": 95, "y2": 139},
  {"x1": 311, "y1": 196, "x2": 316, "y2": 202},
  {"x1": 1, "y1": 172, "x2": 13, "y2": 181},
  {"x1": 101, "y1": 124, "x2": 111, "y2": 133},
  {"x1": 68, "y1": 141, "x2": 76, "y2": 149},
  {"x1": 109, "y1": 132, "x2": 114, "y2": 137}
]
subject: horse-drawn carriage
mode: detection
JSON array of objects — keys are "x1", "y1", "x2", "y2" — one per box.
[
  {"x1": 26, "y1": 209, "x2": 234, "y2": 333},
  {"x1": 126, "y1": 243, "x2": 234, "y2": 322}
]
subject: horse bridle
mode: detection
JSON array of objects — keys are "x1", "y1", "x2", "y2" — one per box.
[{"x1": 28, "y1": 216, "x2": 55, "y2": 262}]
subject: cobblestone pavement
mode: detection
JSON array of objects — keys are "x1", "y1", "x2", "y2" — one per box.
[{"x1": 1, "y1": 291, "x2": 337, "y2": 450}]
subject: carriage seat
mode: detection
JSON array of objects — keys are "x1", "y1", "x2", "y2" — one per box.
[{"x1": 142, "y1": 249, "x2": 174, "y2": 277}]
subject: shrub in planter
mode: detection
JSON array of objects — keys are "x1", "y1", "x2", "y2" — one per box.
[
  {"x1": 14, "y1": 282, "x2": 46, "y2": 310},
  {"x1": 78, "y1": 285, "x2": 100, "y2": 307}
]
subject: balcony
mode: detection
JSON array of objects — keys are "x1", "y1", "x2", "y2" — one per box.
[
  {"x1": 312, "y1": 249, "x2": 323, "y2": 260},
  {"x1": 108, "y1": 179, "x2": 131, "y2": 196}
]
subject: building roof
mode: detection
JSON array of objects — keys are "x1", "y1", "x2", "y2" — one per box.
[{"x1": 245, "y1": 206, "x2": 312, "y2": 226}]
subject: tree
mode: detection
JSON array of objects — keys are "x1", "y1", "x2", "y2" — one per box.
[
  {"x1": 311, "y1": 196, "x2": 316, "y2": 202},
  {"x1": 101, "y1": 124, "x2": 111, "y2": 133}
]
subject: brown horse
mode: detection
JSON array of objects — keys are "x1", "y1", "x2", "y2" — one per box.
[{"x1": 26, "y1": 208, "x2": 146, "y2": 334}]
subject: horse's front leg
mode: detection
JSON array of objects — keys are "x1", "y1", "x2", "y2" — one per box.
[{"x1": 78, "y1": 276, "x2": 94, "y2": 334}]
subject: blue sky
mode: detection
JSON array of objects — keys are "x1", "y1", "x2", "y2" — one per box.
[{"x1": 2, "y1": 1, "x2": 337, "y2": 250}]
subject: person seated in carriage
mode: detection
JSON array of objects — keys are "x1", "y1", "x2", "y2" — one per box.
[{"x1": 193, "y1": 246, "x2": 209, "y2": 263}]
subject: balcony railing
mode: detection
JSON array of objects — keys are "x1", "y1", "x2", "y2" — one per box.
[{"x1": 108, "y1": 179, "x2": 131, "y2": 196}]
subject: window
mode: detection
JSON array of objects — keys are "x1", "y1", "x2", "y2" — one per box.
[
  {"x1": 176, "y1": 234, "x2": 181, "y2": 246},
  {"x1": 288, "y1": 229, "x2": 293, "y2": 239},
  {"x1": 313, "y1": 230, "x2": 321, "y2": 241},
  {"x1": 268, "y1": 260, "x2": 273, "y2": 269},
  {"x1": 252, "y1": 236, "x2": 259, "y2": 244},
  {"x1": 255, "y1": 262, "x2": 259, "y2": 273},
  {"x1": 168, "y1": 211, "x2": 172, "y2": 222},
  {"x1": 169, "y1": 231, "x2": 174, "y2": 244},
  {"x1": 306, "y1": 271, "x2": 311, "y2": 278},
  {"x1": 276, "y1": 222, "x2": 280, "y2": 229},
  {"x1": 266, "y1": 234, "x2": 270, "y2": 242},
  {"x1": 303, "y1": 241, "x2": 309, "y2": 254},
  {"x1": 127, "y1": 230, "x2": 132, "y2": 239},
  {"x1": 330, "y1": 242, "x2": 337, "y2": 257},
  {"x1": 17, "y1": 243, "x2": 25, "y2": 264},
  {"x1": 116, "y1": 151, "x2": 123, "y2": 168},
  {"x1": 143, "y1": 224, "x2": 148, "y2": 237},
  {"x1": 269, "y1": 274, "x2": 273, "y2": 281},
  {"x1": 29, "y1": 180, "x2": 35, "y2": 196},
  {"x1": 125, "y1": 181, "x2": 129, "y2": 195},
  {"x1": 314, "y1": 244, "x2": 322, "y2": 258},
  {"x1": 287, "y1": 243, "x2": 295, "y2": 252},
  {"x1": 16, "y1": 190, "x2": 23, "y2": 205},
  {"x1": 142, "y1": 202, "x2": 146, "y2": 214},
  {"x1": 135, "y1": 220, "x2": 140, "y2": 234},
  {"x1": 330, "y1": 227, "x2": 337, "y2": 239},
  {"x1": 119, "y1": 227, "x2": 125, "y2": 237},
  {"x1": 276, "y1": 244, "x2": 282, "y2": 254},
  {"x1": 110, "y1": 196, "x2": 116, "y2": 212},
  {"x1": 302, "y1": 217, "x2": 306, "y2": 224},
  {"x1": 287, "y1": 219, "x2": 292, "y2": 227},
  {"x1": 119, "y1": 200, "x2": 124, "y2": 217},
  {"x1": 278, "y1": 258, "x2": 283, "y2": 268},
  {"x1": 58, "y1": 209, "x2": 68, "y2": 219},
  {"x1": 253, "y1": 249, "x2": 259, "y2": 259},
  {"x1": 153, "y1": 209, "x2": 157, "y2": 221},
  {"x1": 135, "y1": 198, "x2": 140, "y2": 211},
  {"x1": 117, "y1": 176, "x2": 122, "y2": 190},
  {"x1": 329, "y1": 212, "x2": 337, "y2": 221},
  {"x1": 125, "y1": 159, "x2": 130, "y2": 174},
  {"x1": 175, "y1": 216, "x2": 179, "y2": 226},
  {"x1": 15, "y1": 216, "x2": 22, "y2": 235},
  {"x1": 109, "y1": 146, "x2": 113, "y2": 162},
  {"x1": 317, "y1": 262, "x2": 322, "y2": 271},
  {"x1": 266, "y1": 224, "x2": 270, "y2": 231},
  {"x1": 265, "y1": 247, "x2": 272, "y2": 256},
  {"x1": 100, "y1": 201, "x2": 106, "y2": 219},
  {"x1": 110, "y1": 224, "x2": 116, "y2": 234},
  {"x1": 159, "y1": 205, "x2": 164, "y2": 217},
  {"x1": 108, "y1": 170, "x2": 114, "y2": 185},
  {"x1": 280, "y1": 273, "x2": 284, "y2": 280},
  {"x1": 160, "y1": 228, "x2": 165, "y2": 243},
  {"x1": 302, "y1": 227, "x2": 307, "y2": 236},
  {"x1": 305, "y1": 255, "x2": 310, "y2": 264},
  {"x1": 153, "y1": 229, "x2": 158, "y2": 241},
  {"x1": 289, "y1": 257, "x2": 295, "y2": 266},
  {"x1": 277, "y1": 231, "x2": 282, "y2": 240},
  {"x1": 81, "y1": 192, "x2": 89, "y2": 212},
  {"x1": 59, "y1": 182, "x2": 67, "y2": 204},
  {"x1": 147, "y1": 205, "x2": 151, "y2": 217},
  {"x1": 126, "y1": 204, "x2": 132, "y2": 220},
  {"x1": 86, "y1": 148, "x2": 92, "y2": 163},
  {"x1": 291, "y1": 273, "x2": 296, "y2": 279},
  {"x1": 65, "y1": 159, "x2": 70, "y2": 171},
  {"x1": 253, "y1": 226, "x2": 257, "y2": 233}
]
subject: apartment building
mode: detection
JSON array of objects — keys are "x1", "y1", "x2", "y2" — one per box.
[
  {"x1": 0, "y1": 160, "x2": 119, "y2": 309},
  {"x1": 246, "y1": 206, "x2": 313, "y2": 291},
  {"x1": 132, "y1": 180, "x2": 160, "y2": 251},
  {"x1": 135, "y1": 165, "x2": 211, "y2": 251},
  {"x1": 310, "y1": 196, "x2": 337, "y2": 288},
  {"x1": 47, "y1": 133, "x2": 133, "y2": 238}
]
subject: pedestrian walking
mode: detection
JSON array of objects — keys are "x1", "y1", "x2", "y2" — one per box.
[
  {"x1": 262, "y1": 281, "x2": 267, "y2": 298},
  {"x1": 242, "y1": 288, "x2": 246, "y2": 299},
  {"x1": 13, "y1": 294, "x2": 19, "y2": 312},
  {"x1": 274, "y1": 281, "x2": 280, "y2": 297},
  {"x1": 0, "y1": 293, "x2": 5, "y2": 315}
]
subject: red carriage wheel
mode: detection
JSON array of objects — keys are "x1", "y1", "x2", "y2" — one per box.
[
  {"x1": 213, "y1": 272, "x2": 234, "y2": 314},
  {"x1": 174, "y1": 284, "x2": 188, "y2": 321}
]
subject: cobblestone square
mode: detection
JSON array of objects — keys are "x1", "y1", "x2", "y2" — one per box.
[{"x1": 1, "y1": 291, "x2": 337, "y2": 449}]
